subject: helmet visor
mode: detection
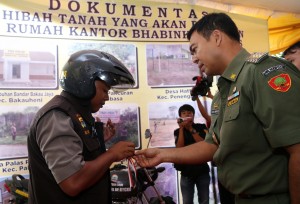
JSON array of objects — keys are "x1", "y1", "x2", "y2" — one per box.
[{"x1": 96, "y1": 71, "x2": 135, "y2": 88}]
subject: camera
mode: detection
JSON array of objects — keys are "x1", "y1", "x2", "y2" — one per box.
[
  {"x1": 190, "y1": 76, "x2": 213, "y2": 101},
  {"x1": 178, "y1": 117, "x2": 192, "y2": 123}
]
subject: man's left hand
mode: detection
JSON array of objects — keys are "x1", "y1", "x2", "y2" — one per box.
[{"x1": 104, "y1": 119, "x2": 115, "y2": 142}]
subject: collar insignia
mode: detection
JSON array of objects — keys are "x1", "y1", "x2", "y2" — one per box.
[{"x1": 230, "y1": 73, "x2": 237, "y2": 80}]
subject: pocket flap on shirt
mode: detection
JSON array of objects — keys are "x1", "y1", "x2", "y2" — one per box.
[{"x1": 224, "y1": 103, "x2": 240, "y2": 121}]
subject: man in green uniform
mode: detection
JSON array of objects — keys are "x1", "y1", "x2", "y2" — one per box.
[{"x1": 135, "y1": 13, "x2": 300, "y2": 204}]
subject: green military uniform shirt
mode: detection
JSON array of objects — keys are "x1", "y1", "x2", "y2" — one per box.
[{"x1": 205, "y1": 48, "x2": 300, "y2": 202}]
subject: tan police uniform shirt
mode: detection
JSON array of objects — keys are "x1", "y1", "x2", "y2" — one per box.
[{"x1": 36, "y1": 110, "x2": 85, "y2": 183}]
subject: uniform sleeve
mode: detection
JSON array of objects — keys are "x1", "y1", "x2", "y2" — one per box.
[
  {"x1": 36, "y1": 110, "x2": 85, "y2": 183},
  {"x1": 250, "y1": 59, "x2": 300, "y2": 148}
]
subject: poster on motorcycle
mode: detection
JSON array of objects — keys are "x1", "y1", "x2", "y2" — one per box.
[{"x1": 110, "y1": 162, "x2": 178, "y2": 204}]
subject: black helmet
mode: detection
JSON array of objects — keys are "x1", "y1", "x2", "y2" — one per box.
[{"x1": 60, "y1": 50, "x2": 135, "y2": 99}]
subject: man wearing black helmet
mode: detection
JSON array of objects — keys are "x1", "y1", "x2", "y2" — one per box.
[{"x1": 27, "y1": 50, "x2": 136, "y2": 204}]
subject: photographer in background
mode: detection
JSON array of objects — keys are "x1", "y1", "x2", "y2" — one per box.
[{"x1": 174, "y1": 104, "x2": 210, "y2": 204}]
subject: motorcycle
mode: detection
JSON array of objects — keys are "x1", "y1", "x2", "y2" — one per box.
[{"x1": 110, "y1": 160, "x2": 175, "y2": 204}]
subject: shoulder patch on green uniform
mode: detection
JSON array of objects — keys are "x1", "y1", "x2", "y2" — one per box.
[{"x1": 246, "y1": 52, "x2": 268, "y2": 64}]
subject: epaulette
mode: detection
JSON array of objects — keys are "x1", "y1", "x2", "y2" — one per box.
[{"x1": 246, "y1": 52, "x2": 268, "y2": 64}]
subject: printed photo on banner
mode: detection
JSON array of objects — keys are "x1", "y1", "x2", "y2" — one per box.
[
  {"x1": 93, "y1": 103, "x2": 141, "y2": 149},
  {"x1": 148, "y1": 99, "x2": 211, "y2": 148},
  {"x1": 0, "y1": 37, "x2": 58, "y2": 89},
  {"x1": 62, "y1": 42, "x2": 138, "y2": 88},
  {"x1": 138, "y1": 163, "x2": 179, "y2": 204},
  {"x1": 0, "y1": 106, "x2": 40, "y2": 159},
  {"x1": 146, "y1": 44, "x2": 199, "y2": 87}
]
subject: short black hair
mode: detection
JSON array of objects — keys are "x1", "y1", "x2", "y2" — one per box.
[
  {"x1": 282, "y1": 41, "x2": 300, "y2": 57},
  {"x1": 187, "y1": 12, "x2": 240, "y2": 43},
  {"x1": 178, "y1": 104, "x2": 195, "y2": 117}
]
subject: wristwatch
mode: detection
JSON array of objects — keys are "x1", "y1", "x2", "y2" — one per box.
[{"x1": 190, "y1": 129, "x2": 197, "y2": 134}]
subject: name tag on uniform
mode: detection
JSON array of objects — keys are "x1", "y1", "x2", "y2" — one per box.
[{"x1": 211, "y1": 109, "x2": 219, "y2": 115}]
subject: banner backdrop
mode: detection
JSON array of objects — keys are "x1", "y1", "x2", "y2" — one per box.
[
  {"x1": 0, "y1": 0, "x2": 269, "y2": 46},
  {"x1": 0, "y1": 0, "x2": 269, "y2": 202}
]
